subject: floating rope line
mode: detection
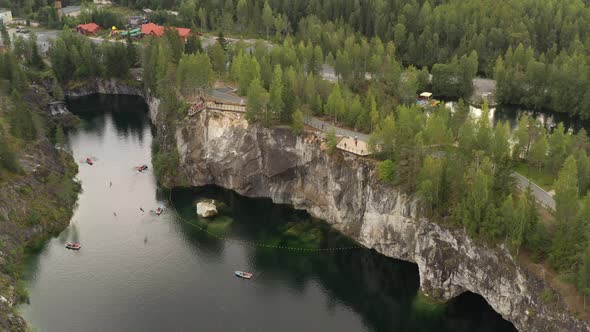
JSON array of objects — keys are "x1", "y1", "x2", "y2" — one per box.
[{"x1": 166, "y1": 191, "x2": 365, "y2": 253}]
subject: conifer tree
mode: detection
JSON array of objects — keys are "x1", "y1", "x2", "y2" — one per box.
[
  {"x1": 550, "y1": 156, "x2": 580, "y2": 270},
  {"x1": 246, "y1": 78, "x2": 269, "y2": 125},
  {"x1": 291, "y1": 109, "x2": 304, "y2": 135},
  {"x1": 262, "y1": 0, "x2": 274, "y2": 40},
  {"x1": 268, "y1": 65, "x2": 284, "y2": 123},
  {"x1": 185, "y1": 34, "x2": 202, "y2": 55}
]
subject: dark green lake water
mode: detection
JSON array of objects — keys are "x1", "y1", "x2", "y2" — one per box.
[{"x1": 19, "y1": 95, "x2": 516, "y2": 332}]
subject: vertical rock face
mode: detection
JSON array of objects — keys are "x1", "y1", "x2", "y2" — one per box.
[
  {"x1": 64, "y1": 79, "x2": 145, "y2": 98},
  {"x1": 62, "y1": 79, "x2": 161, "y2": 121},
  {"x1": 174, "y1": 110, "x2": 589, "y2": 332}
]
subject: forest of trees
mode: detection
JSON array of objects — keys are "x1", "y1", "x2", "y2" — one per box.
[
  {"x1": 48, "y1": 31, "x2": 137, "y2": 82},
  {"x1": 4, "y1": 0, "x2": 590, "y2": 113},
  {"x1": 494, "y1": 44, "x2": 590, "y2": 118},
  {"x1": 99, "y1": 0, "x2": 590, "y2": 116},
  {"x1": 106, "y1": 0, "x2": 590, "y2": 64},
  {"x1": 0, "y1": 31, "x2": 43, "y2": 176},
  {"x1": 369, "y1": 100, "x2": 590, "y2": 299},
  {"x1": 139, "y1": 30, "x2": 426, "y2": 132}
]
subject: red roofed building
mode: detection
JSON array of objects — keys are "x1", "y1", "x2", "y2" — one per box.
[
  {"x1": 141, "y1": 23, "x2": 164, "y2": 37},
  {"x1": 176, "y1": 27, "x2": 190, "y2": 41},
  {"x1": 141, "y1": 23, "x2": 191, "y2": 41},
  {"x1": 76, "y1": 22, "x2": 101, "y2": 35}
]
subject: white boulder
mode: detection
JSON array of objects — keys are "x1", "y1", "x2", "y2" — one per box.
[{"x1": 196, "y1": 200, "x2": 218, "y2": 218}]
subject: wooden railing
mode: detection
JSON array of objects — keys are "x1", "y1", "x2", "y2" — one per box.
[{"x1": 188, "y1": 99, "x2": 246, "y2": 116}]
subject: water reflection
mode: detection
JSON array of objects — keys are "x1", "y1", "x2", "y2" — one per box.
[
  {"x1": 67, "y1": 94, "x2": 149, "y2": 142},
  {"x1": 447, "y1": 102, "x2": 590, "y2": 133}
]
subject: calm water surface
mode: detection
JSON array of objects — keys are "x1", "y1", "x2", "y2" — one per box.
[
  {"x1": 448, "y1": 101, "x2": 590, "y2": 133},
  {"x1": 20, "y1": 95, "x2": 516, "y2": 332}
]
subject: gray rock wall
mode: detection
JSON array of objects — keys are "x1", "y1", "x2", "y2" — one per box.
[
  {"x1": 174, "y1": 109, "x2": 589, "y2": 332},
  {"x1": 63, "y1": 79, "x2": 160, "y2": 120}
]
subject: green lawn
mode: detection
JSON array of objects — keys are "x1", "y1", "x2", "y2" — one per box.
[{"x1": 513, "y1": 161, "x2": 556, "y2": 191}]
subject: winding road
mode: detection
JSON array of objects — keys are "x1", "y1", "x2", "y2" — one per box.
[{"x1": 512, "y1": 172, "x2": 555, "y2": 210}]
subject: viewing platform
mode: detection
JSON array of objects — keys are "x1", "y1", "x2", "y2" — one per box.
[
  {"x1": 336, "y1": 136, "x2": 370, "y2": 156},
  {"x1": 188, "y1": 99, "x2": 246, "y2": 116}
]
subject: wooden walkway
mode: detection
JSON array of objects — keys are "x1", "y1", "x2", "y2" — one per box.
[
  {"x1": 188, "y1": 100, "x2": 246, "y2": 116},
  {"x1": 204, "y1": 101, "x2": 246, "y2": 113}
]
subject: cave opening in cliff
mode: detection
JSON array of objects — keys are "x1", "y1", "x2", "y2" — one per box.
[
  {"x1": 170, "y1": 185, "x2": 517, "y2": 331},
  {"x1": 443, "y1": 291, "x2": 517, "y2": 332}
]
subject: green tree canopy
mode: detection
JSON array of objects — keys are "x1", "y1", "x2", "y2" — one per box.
[{"x1": 177, "y1": 52, "x2": 214, "y2": 98}]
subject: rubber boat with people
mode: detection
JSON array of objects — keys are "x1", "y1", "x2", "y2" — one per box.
[
  {"x1": 65, "y1": 243, "x2": 81, "y2": 250},
  {"x1": 155, "y1": 207, "x2": 163, "y2": 215},
  {"x1": 235, "y1": 271, "x2": 253, "y2": 279},
  {"x1": 86, "y1": 158, "x2": 93, "y2": 165}
]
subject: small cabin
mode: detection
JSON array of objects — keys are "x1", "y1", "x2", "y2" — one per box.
[{"x1": 76, "y1": 23, "x2": 101, "y2": 35}]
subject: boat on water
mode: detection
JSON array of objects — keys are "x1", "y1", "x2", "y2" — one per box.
[
  {"x1": 235, "y1": 271, "x2": 253, "y2": 279},
  {"x1": 137, "y1": 164, "x2": 148, "y2": 171},
  {"x1": 65, "y1": 243, "x2": 81, "y2": 250},
  {"x1": 86, "y1": 158, "x2": 93, "y2": 165},
  {"x1": 155, "y1": 207, "x2": 163, "y2": 215}
]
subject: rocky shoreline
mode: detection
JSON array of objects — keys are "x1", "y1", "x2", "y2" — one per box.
[{"x1": 0, "y1": 84, "x2": 81, "y2": 332}]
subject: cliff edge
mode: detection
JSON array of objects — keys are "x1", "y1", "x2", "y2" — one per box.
[{"x1": 172, "y1": 109, "x2": 589, "y2": 332}]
